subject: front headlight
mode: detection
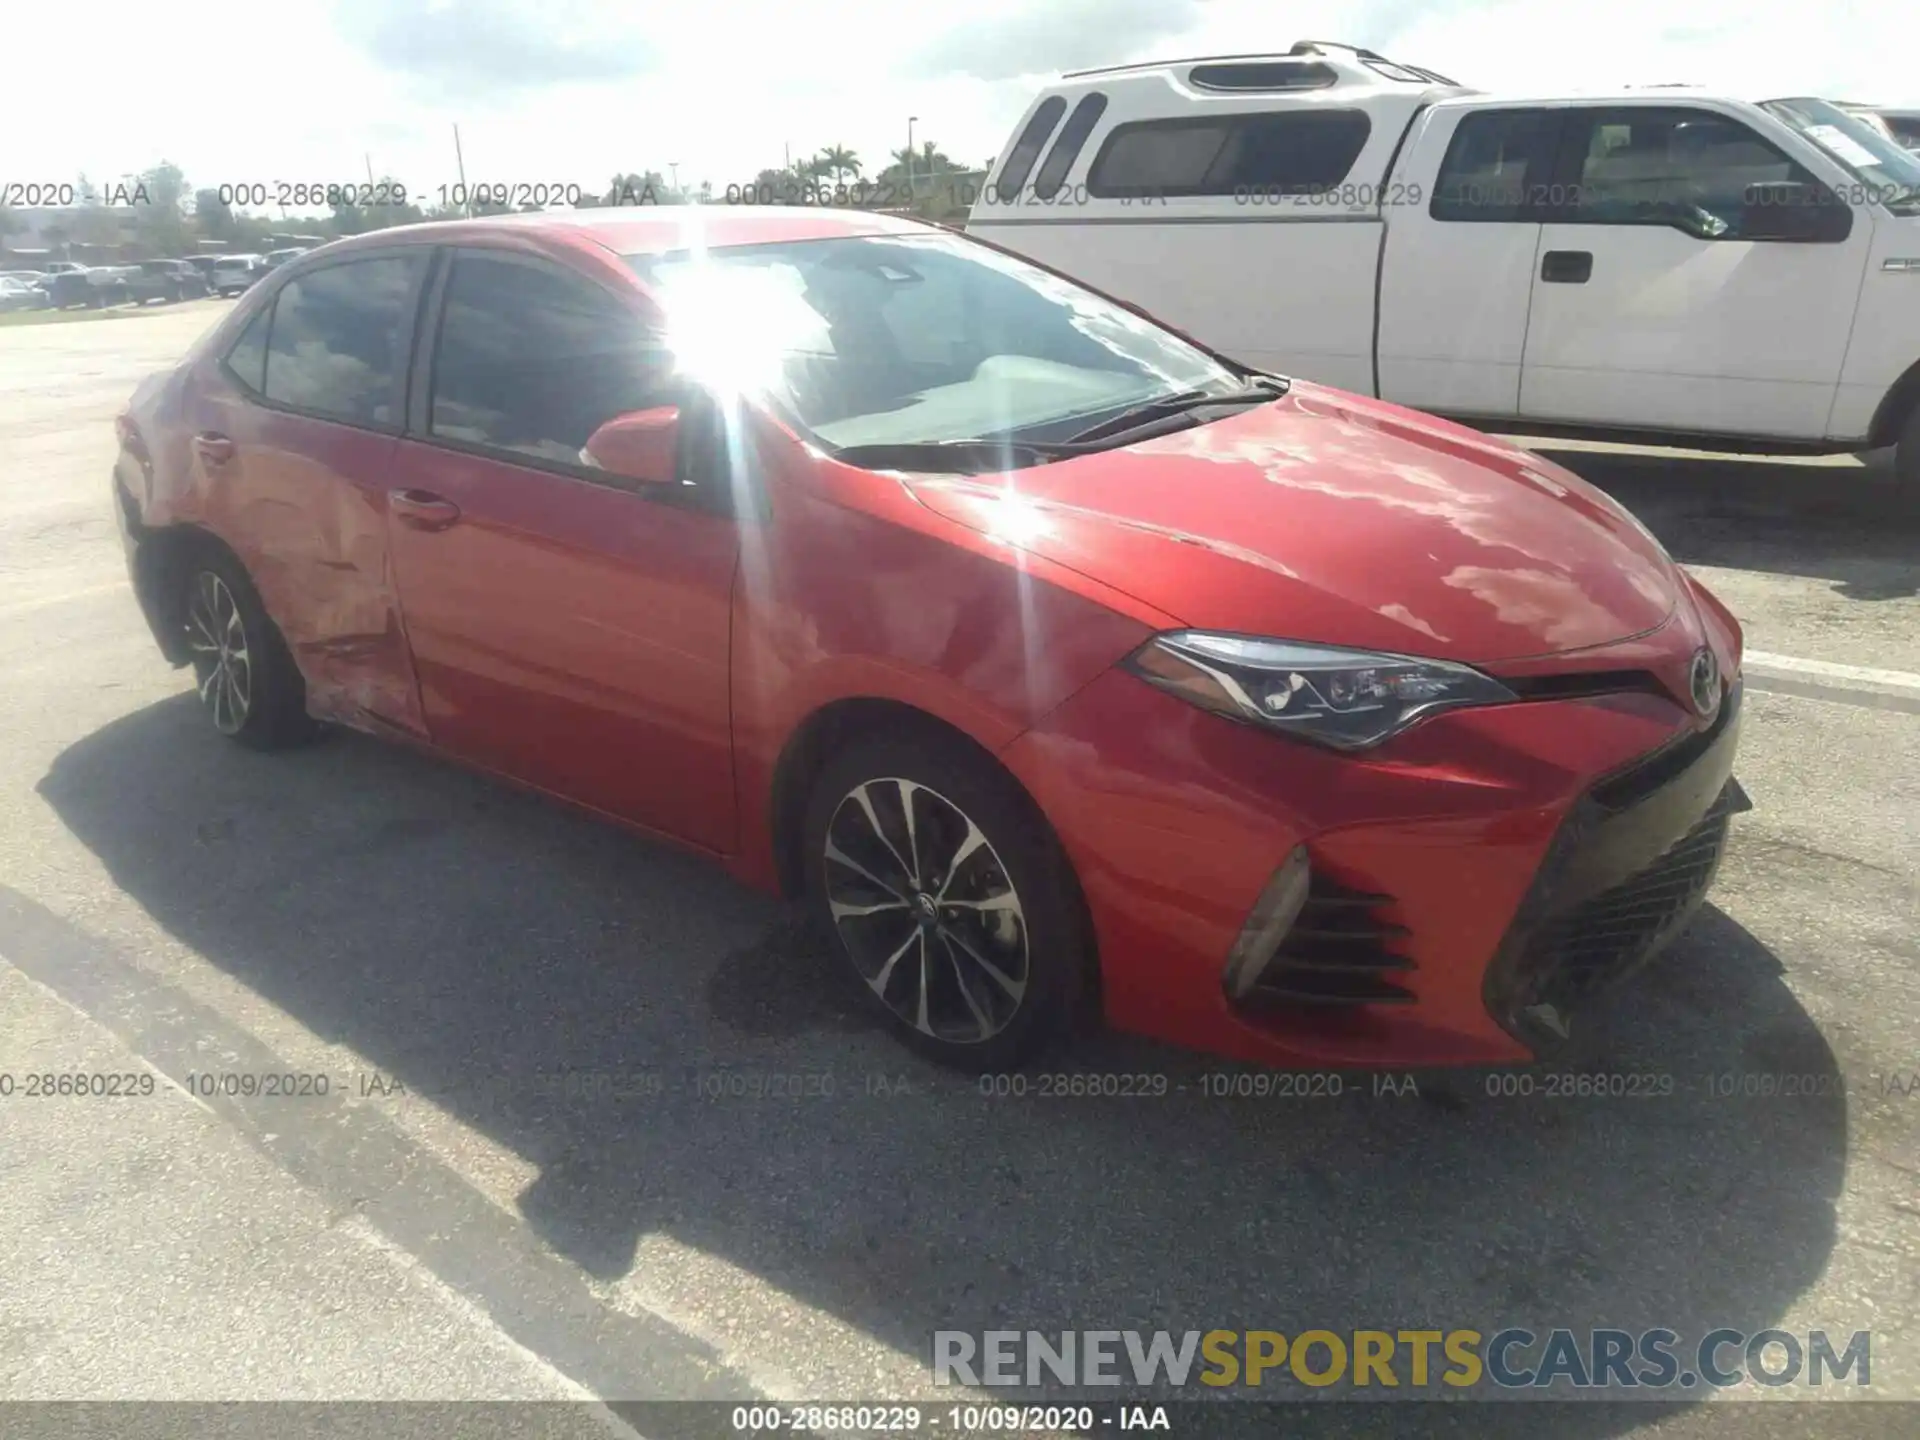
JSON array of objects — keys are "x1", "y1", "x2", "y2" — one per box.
[{"x1": 1123, "y1": 631, "x2": 1516, "y2": 751}]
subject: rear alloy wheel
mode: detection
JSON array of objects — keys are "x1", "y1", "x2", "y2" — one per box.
[
  {"x1": 180, "y1": 554, "x2": 321, "y2": 749},
  {"x1": 805, "y1": 733, "x2": 1088, "y2": 1070}
]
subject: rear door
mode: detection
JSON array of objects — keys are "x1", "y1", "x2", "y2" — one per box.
[
  {"x1": 194, "y1": 251, "x2": 433, "y2": 734},
  {"x1": 1377, "y1": 104, "x2": 1563, "y2": 416},
  {"x1": 1519, "y1": 103, "x2": 1872, "y2": 438},
  {"x1": 385, "y1": 245, "x2": 739, "y2": 852}
]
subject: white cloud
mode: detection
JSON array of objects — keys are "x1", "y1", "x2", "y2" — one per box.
[{"x1": 1, "y1": 0, "x2": 1913, "y2": 215}]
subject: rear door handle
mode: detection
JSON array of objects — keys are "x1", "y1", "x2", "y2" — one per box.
[
  {"x1": 1541, "y1": 250, "x2": 1593, "y2": 284},
  {"x1": 389, "y1": 489, "x2": 462, "y2": 531},
  {"x1": 192, "y1": 431, "x2": 235, "y2": 465}
]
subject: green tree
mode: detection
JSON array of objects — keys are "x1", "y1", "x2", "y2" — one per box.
[
  {"x1": 809, "y1": 146, "x2": 861, "y2": 184},
  {"x1": 192, "y1": 188, "x2": 237, "y2": 244},
  {"x1": 132, "y1": 162, "x2": 192, "y2": 256}
]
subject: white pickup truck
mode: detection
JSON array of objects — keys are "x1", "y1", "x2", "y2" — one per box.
[{"x1": 967, "y1": 41, "x2": 1920, "y2": 500}]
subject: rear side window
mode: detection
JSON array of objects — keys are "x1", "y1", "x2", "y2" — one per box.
[
  {"x1": 1032, "y1": 93, "x2": 1109, "y2": 200},
  {"x1": 261, "y1": 256, "x2": 424, "y2": 426},
  {"x1": 1430, "y1": 109, "x2": 1564, "y2": 220},
  {"x1": 223, "y1": 307, "x2": 270, "y2": 393},
  {"x1": 1087, "y1": 110, "x2": 1372, "y2": 198},
  {"x1": 429, "y1": 251, "x2": 680, "y2": 470},
  {"x1": 993, "y1": 96, "x2": 1068, "y2": 200}
]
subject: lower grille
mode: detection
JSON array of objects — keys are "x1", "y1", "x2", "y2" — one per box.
[
  {"x1": 1244, "y1": 876, "x2": 1415, "y2": 1007},
  {"x1": 1527, "y1": 787, "x2": 1736, "y2": 1007}
]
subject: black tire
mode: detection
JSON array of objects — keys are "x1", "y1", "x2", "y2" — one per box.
[
  {"x1": 1895, "y1": 406, "x2": 1920, "y2": 516},
  {"x1": 802, "y1": 729, "x2": 1091, "y2": 1071},
  {"x1": 179, "y1": 550, "x2": 322, "y2": 750}
]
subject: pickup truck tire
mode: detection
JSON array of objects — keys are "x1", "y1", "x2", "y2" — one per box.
[{"x1": 1896, "y1": 407, "x2": 1920, "y2": 514}]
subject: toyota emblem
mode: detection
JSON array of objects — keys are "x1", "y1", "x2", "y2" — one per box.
[{"x1": 1689, "y1": 648, "x2": 1720, "y2": 717}]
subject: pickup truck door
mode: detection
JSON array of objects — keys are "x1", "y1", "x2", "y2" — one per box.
[
  {"x1": 1377, "y1": 105, "x2": 1564, "y2": 418},
  {"x1": 1518, "y1": 103, "x2": 1872, "y2": 440}
]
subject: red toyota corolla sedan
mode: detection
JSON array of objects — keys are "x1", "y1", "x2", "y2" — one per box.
[{"x1": 112, "y1": 207, "x2": 1747, "y2": 1072}]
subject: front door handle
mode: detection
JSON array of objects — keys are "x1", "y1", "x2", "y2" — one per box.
[
  {"x1": 192, "y1": 432, "x2": 236, "y2": 465},
  {"x1": 1541, "y1": 250, "x2": 1593, "y2": 284},
  {"x1": 389, "y1": 489, "x2": 462, "y2": 531}
]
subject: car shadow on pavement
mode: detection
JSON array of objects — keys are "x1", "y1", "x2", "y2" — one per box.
[
  {"x1": 37, "y1": 696, "x2": 1848, "y2": 1434},
  {"x1": 1532, "y1": 444, "x2": 1919, "y2": 602}
]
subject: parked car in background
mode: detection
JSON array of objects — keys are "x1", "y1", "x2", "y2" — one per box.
[
  {"x1": 122, "y1": 260, "x2": 211, "y2": 305},
  {"x1": 0, "y1": 270, "x2": 50, "y2": 291},
  {"x1": 111, "y1": 209, "x2": 1748, "y2": 1073},
  {"x1": 211, "y1": 254, "x2": 266, "y2": 296},
  {"x1": 43, "y1": 270, "x2": 104, "y2": 308},
  {"x1": 0, "y1": 276, "x2": 51, "y2": 311},
  {"x1": 971, "y1": 42, "x2": 1920, "y2": 503},
  {"x1": 184, "y1": 255, "x2": 227, "y2": 287},
  {"x1": 263, "y1": 247, "x2": 312, "y2": 270}
]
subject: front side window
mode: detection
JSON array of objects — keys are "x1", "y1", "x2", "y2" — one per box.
[
  {"x1": 1565, "y1": 107, "x2": 1831, "y2": 236},
  {"x1": 1431, "y1": 108, "x2": 1564, "y2": 221},
  {"x1": 1086, "y1": 110, "x2": 1371, "y2": 198},
  {"x1": 261, "y1": 255, "x2": 423, "y2": 425},
  {"x1": 429, "y1": 251, "x2": 681, "y2": 469},
  {"x1": 628, "y1": 231, "x2": 1244, "y2": 452}
]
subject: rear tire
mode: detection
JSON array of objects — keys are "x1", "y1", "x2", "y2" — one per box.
[
  {"x1": 179, "y1": 551, "x2": 322, "y2": 750},
  {"x1": 802, "y1": 729, "x2": 1090, "y2": 1071}
]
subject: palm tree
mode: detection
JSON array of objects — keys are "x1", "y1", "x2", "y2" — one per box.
[{"x1": 812, "y1": 146, "x2": 862, "y2": 184}]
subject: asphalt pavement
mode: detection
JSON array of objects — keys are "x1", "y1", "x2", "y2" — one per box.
[{"x1": 0, "y1": 299, "x2": 1915, "y2": 1438}]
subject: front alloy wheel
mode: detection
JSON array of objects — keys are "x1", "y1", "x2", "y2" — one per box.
[
  {"x1": 804, "y1": 731, "x2": 1088, "y2": 1070},
  {"x1": 185, "y1": 569, "x2": 251, "y2": 734},
  {"x1": 825, "y1": 778, "x2": 1030, "y2": 1044}
]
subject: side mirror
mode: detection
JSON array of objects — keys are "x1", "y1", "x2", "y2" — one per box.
[
  {"x1": 578, "y1": 406, "x2": 680, "y2": 485},
  {"x1": 1739, "y1": 181, "x2": 1853, "y2": 243}
]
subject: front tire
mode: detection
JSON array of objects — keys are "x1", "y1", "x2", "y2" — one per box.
[
  {"x1": 1895, "y1": 406, "x2": 1920, "y2": 515},
  {"x1": 803, "y1": 730, "x2": 1090, "y2": 1071},
  {"x1": 180, "y1": 553, "x2": 320, "y2": 749}
]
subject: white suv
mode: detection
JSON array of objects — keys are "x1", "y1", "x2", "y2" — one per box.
[{"x1": 211, "y1": 255, "x2": 266, "y2": 297}]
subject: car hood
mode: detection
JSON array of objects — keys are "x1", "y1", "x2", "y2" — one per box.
[{"x1": 902, "y1": 383, "x2": 1684, "y2": 665}]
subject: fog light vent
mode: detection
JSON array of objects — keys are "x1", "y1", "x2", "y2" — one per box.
[{"x1": 1226, "y1": 852, "x2": 1415, "y2": 1009}]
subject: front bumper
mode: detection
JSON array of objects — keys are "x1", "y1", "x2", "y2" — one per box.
[
  {"x1": 1483, "y1": 682, "x2": 1746, "y2": 1052},
  {"x1": 1002, "y1": 648, "x2": 1746, "y2": 1069}
]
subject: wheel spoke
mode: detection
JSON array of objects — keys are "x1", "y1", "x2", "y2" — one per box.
[
  {"x1": 851, "y1": 781, "x2": 918, "y2": 889},
  {"x1": 940, "y1": 923, "x2": 1026, "y2": 1001},
  {"x1": 941, "y1": 934, "x2": 995, "y2": 1041},
  {"x1": 941, "y1": 891, "x2": 1020, "y2": 915},
  {"x1": 914, "y1": 932, "x2": 931, "y2": 1034},
  {"x1": 870, "y1": 926, "x2": 919, "y2": 993},
  {"x1": 829, "y1": 897, "x2": 911, "y2": 921},
  {"x1": 197, "y1": 661, "x2": 221, "y2": 703},
  {"x1": 933, "y1": 820, "x2": 989, "y2": 901},
  {"x1": 895, "y1": 779, "x2": 922, "y2": 887},
  {"x1": 824, "y1": 838, "x2": 904, "y2": 900}
]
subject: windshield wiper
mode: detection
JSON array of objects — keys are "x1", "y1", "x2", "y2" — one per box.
[
  {"x1": 1064, "y1": 377, "x2": 1287, "y2": 445},
  {"x1": 831, "y1": 437, "x2": 1098, "y2": 473}
]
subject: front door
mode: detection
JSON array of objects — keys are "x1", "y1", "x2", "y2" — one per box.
[
  {"x1": 1519, "y1": 103, "x2": 1872, "y2": 439},
  {"x1": 384, "y1": 247, "x2": 740, "y2": 852}
]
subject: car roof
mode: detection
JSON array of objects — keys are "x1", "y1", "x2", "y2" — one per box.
[
  {"x1": 317, "y1": 206, "x2": 935, "y2": 262},
  {"x1": 1431, "y1": 86, "x2": 1816, "y2": 109}
]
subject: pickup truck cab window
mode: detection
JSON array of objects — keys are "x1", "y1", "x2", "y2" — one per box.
[{"x1": 1430, "y1": 108, "x2": 1564, "y2": 221}]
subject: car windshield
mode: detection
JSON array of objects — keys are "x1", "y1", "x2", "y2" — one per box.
[
  {"x1": 625, "y1": 231, "x2": 1246, "y2": 453},
  {"x1": 1763, "y1": 98, "x2": 1920, "y2": 212}
]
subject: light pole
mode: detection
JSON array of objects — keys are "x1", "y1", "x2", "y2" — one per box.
[
  {"x1": 669, "y1": 162, "x2": 680, "y2": 199},
  {"x1": 906, "y1": 117, "x2": 918, "y2": 207}
]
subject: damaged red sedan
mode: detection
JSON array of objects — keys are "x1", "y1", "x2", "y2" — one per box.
[{"x1": 113, "y1": 208, "x2": 1746, "y2": 1072}]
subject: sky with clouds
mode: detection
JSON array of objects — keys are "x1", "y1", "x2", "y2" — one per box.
[{"x1": 3, "y1": 0, "x2": 1915, "y2": 210}]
